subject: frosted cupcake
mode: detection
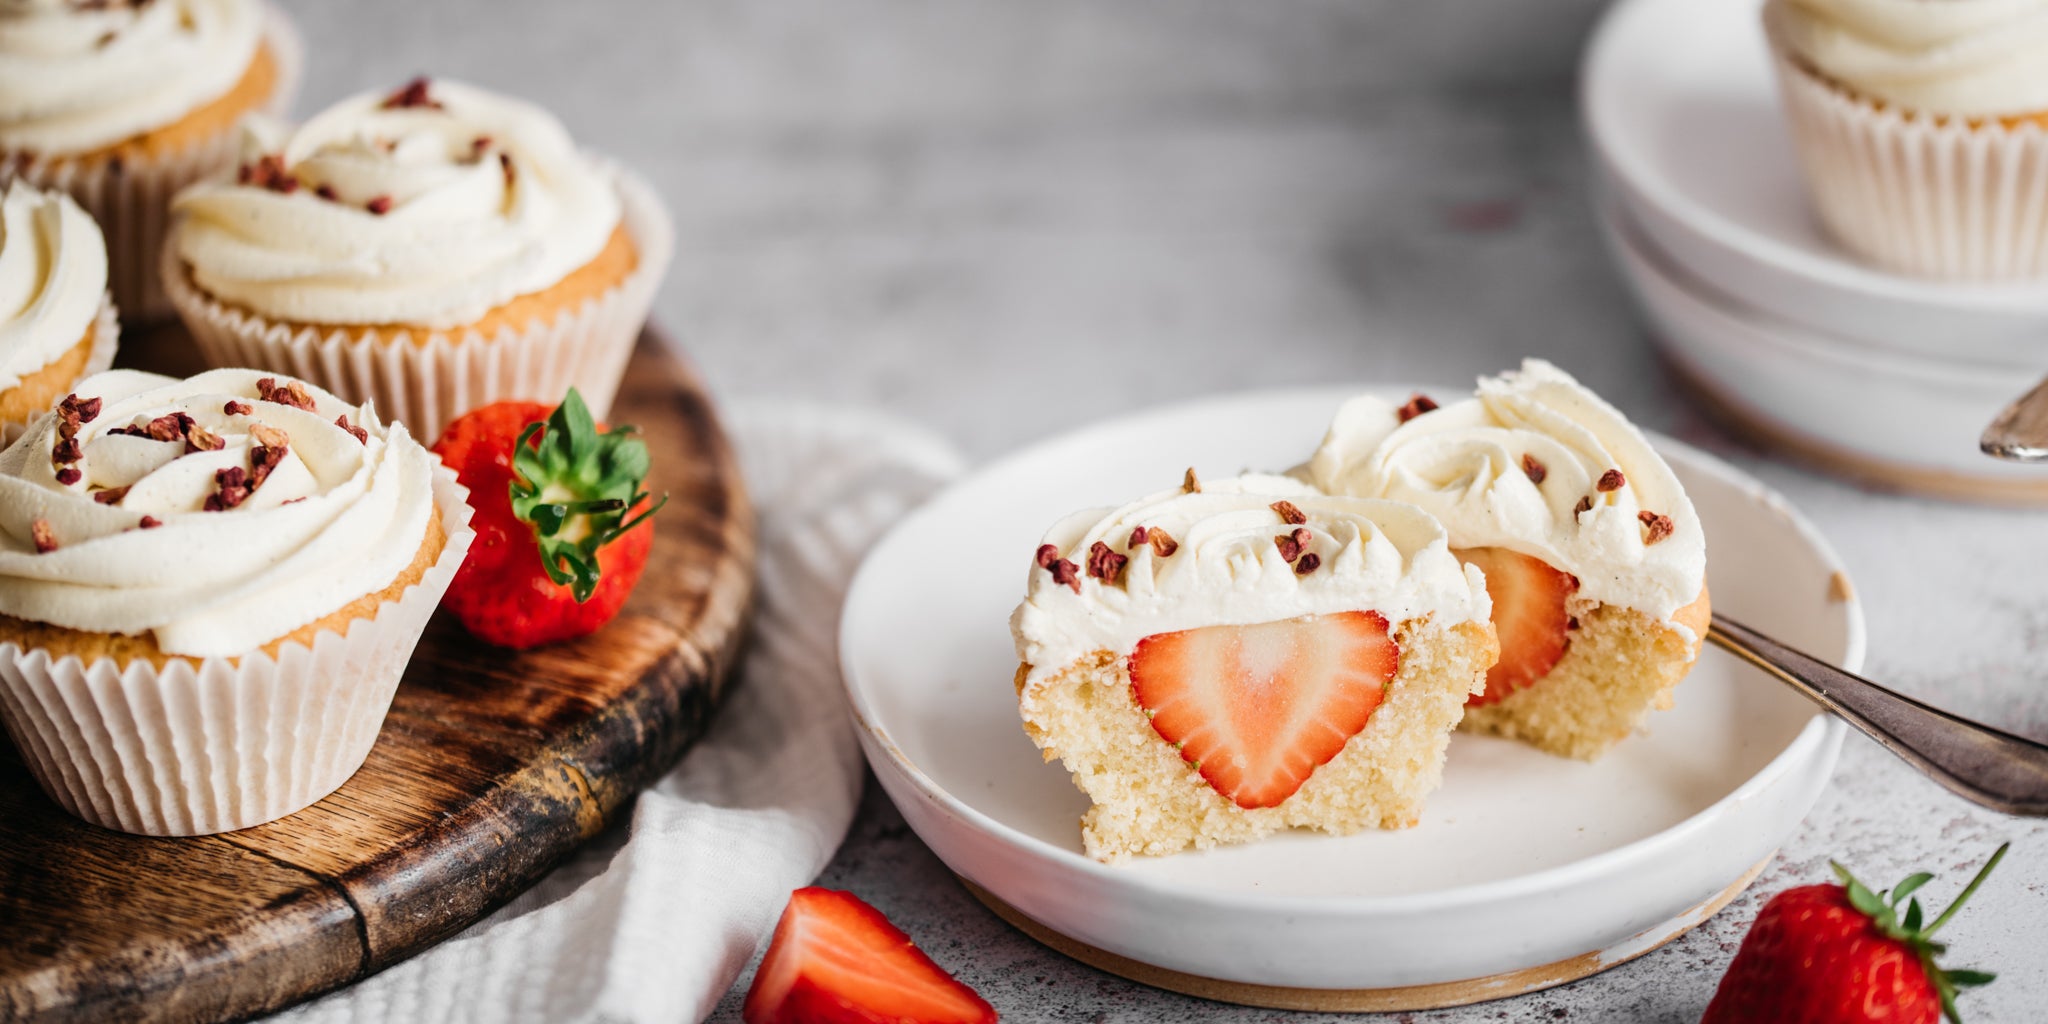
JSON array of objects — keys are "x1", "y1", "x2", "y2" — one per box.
[
  {"x1": 1012, "y1": 472, "x2": 1496, "y2": 861},
  {"x1": 1763, "y1": 0, "x2": 2048, "y2": 279},
  {"x1": 162, "y1": 77, "x2": 673, "y2": 440},
  {"x1": 0, "y1": 181, "x2": 117, "y2": 439},
  {"x1": 0, "y1": 367, "x2": 474, "y2": 835},
  {"x1": 1307, "y1": 361, "x2": 1709, "y2": 761},
  {"x1": 0, "y1": 0, "x2": 298, "y2": 317}
]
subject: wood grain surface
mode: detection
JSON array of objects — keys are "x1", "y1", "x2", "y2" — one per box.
[{"x1": 0, "y1": 326, "x2": 756, "y2": 1023}]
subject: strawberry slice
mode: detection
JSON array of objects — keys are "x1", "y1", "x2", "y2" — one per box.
[
  {"x1": 1455, "y1": 547, "x2": 1577, "y2": 706},
  {"x1": 742, "y1": 887, "x2": 997, "y2": 1024},
  {"x1": 1129, "y1": 611, "x2": 1400, "y2": 810}
]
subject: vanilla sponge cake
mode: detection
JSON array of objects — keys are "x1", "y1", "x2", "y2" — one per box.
[
  {"x1": 1307, "y1": 360, "x2": 1710, "y2": 761},
  {"x1": 1010, "y1": 473, "x2": 1496, "y2": 862}
]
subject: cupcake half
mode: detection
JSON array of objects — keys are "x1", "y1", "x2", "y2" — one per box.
[
  {"x1": 1012, "y1": 473, "x2": 1497, "y2": 862},
  {"x1": 1763, "y1": 0, "x2": 2048, "y2": 279},
  {"x1": 0, "y1": 181, "x2": 118, "y2": 440},
  {"x1": 0, "y1": 0, "x2": 299, "y2": 318},
  {"x1": 0, "y1": 367, "x2": 474, "y2": 835},
  {"x1": 163, "y1": 76, "x2": 674, "y2": 440},
  {"x1": 1308, "y1": 360, "x2": 1709, "y2": 761}
]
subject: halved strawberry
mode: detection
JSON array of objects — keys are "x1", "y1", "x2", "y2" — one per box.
[
  {"x1": 742, "y1": 887, "x2": 997, "y2": 1024},
  {"x1": 1455, "y1": 547, "x2": 1577, "y2": 706},
  {"x1": 1129, "y1": 611, "x2": 1400, "y2": 810}
]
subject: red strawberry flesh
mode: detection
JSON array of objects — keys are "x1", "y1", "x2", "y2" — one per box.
[
  {"x1": 742, "y1": 887, "x2": 997, "y2": 1024},
  {"x1": 1454, "y1": 547, "x2": 1576, "y2": 706},
  {"x1": 1129, "y1": 611, "x2": 1400, "y2": 809}
]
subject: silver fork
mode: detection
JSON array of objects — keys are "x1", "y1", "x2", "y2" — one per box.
[{"x1": 1708, "y1": 614, "x2": 2048, "y2": 816}]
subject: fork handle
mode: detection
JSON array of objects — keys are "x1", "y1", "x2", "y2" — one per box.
[{"x1": 1708, "y1": 613, "x2": 2048, "y2": 816}]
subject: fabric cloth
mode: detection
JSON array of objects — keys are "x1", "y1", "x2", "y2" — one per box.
[{"x1": 269, "y1": 400, "x2": 965, "y2": 1024}]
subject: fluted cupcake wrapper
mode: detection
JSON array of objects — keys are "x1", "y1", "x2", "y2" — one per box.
[
  {"x1": 0, "y1": 294, "x2": 120, "y2": 447},
  {"x1": 3, "y1": 7, "x2": 303, "y2": 321},
  {"x1": 164, "y1": 163, "x2": 675, "y2": 442},
  {"x1": 1768, "y1": 48, "x2": 2048, "y2": 281},
  {"x1": 0, "y1": 466, "x2": 475, "y2": 836}
]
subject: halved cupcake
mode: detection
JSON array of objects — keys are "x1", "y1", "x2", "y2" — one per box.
[
  {"x1": 1011, "y1": 472, "x2": 1496, "y2": 862},
  {"x1": 163, "y1": 76, "x2": 671, "y2": 439},
  {"x1": 1307, "y1": 360, "x2": 1709, "y2": 761},
  {"x1": 0, "y1": 181, "x2": 118, "y2": 440}
]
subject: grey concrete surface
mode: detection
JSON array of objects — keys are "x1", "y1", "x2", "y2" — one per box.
[{"x1": 278, "y1": 2, "x2": 2048, "y2": 1020}]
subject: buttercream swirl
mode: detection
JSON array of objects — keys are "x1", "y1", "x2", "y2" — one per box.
[
  {"x1": 0, "y1": 180, "x2": 103, "y2": 390},
  {"x1": 1306, "y1": 360, "x2": 1705, "y2": 631},
  {"x1": 1764, "y1": 0, "x2": 2048, "y2": 118},
  {"x1": 1011, "y1": 473, "x2": 1491, "y2": 689},
  {"x1": 0, "y1": 368, "x2": 438, "y2": 657},
  {"x1": 0, "y1": 0, "x2": 262, "y2": 154},
  {"x1": 169, "y1": 78, "x2": 621, "y2": 329}
]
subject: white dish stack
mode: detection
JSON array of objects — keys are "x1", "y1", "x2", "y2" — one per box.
[{"x1": 1582, "y1": 0, "x2": 2048, "y2": 504}]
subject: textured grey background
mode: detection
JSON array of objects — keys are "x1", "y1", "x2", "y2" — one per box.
[{"x1": 276, "y1": 2, "x2": 2048, "y2": 1020}]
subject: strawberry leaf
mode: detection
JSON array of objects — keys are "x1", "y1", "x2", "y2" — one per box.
[
  {"x1": 1891, "y1": 872, "x2": 1934, "y2": 907},
  {"x1": 507, "y1": 388, "x2": 668, "y2": 603},
  {"x1": 1948, "y1": 971, "x2": 1996, "y2": 988},
  {"x1": 1903, "y1": 897, "x2": 1923, "y2": 933}
]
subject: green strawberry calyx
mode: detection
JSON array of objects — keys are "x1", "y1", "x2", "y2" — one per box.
[
  {"x1": 1832, "y1": 841, "x2": 2009, "y2": 1024},
  {"x1": 509, "y1": 388, "x2": 667, "y2": 603}
]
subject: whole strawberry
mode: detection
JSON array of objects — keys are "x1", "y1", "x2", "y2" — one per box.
[
  {"x1": 1702, "y1": 843, "x2": 2008, "y2": 1024},
  {"x1": 433, "y1": 389, "x2": 664, "y2": 649}
]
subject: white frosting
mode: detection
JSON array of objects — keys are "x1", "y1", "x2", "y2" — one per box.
[
  {"x1": 169, "y1": 79, "x2": 621, "y2": 329},
  {"x1": 1011, "y1": 473, "x2": 1491, "y2": 689},
  {"x1": 1765, "y1": 0, "x2": 2048, "y2": 117},
  {"x1": 1307, "y1": 360, "x2": 1705, "y2": 632},
  {"x1": 0, "y1": 180, "x2": 103, "y2": 390},
  {"x1": 0, "y1": 0, "x2": 262, "y2": 154},
  {"x1": 0, "y1": 368, "x2": 438, "y2": 657}
]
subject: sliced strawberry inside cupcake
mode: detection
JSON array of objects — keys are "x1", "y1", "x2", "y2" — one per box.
[{"x1": 1454, "y1": 547, "x2": 1577, "y2": 707}]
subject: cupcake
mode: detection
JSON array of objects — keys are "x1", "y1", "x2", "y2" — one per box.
[
  {"x1": 1011, "y1": 472, "x2": 1496, "y2": 861},
  {"x1": 0, "y1": 181, "x2": 118, "y2": 440},
  {"x1": 0, "y1": 0, "x2": 299, "y2": 318},
  {"x1": 1763, "y1": 0, "x2": 2048, "y2": 279},
  {"x1": 162, "y1": 76, "x2": 674, "y2": 440},
  {"x1": 0, "y1": 367, "x2": 474, "y2": 835},
  {"x1": 1307, "y1": 360, "x2": 1709, "y2": 761}
]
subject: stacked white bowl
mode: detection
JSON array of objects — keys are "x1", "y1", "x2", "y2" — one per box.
[{"x1": 1582, "y1": 0, "x2": 2048, "y2": 504}]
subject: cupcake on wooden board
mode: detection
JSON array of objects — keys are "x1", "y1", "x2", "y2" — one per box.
[
  {"x1": 0, "y1": 367, "x2": 475, "y2": 836},
  {"x1": 0, "y1": 181, "x2": 117, "y2": 440},
  {"x1": 0, "y1": 0, "x2": 299, "y2": 318},
  {"x1": 1012, "y1": 472, "x2": 1497, "y2": 862},
  {"x1": 162, "y1": 76, "x2": 674, "y2": 440},
  {"x1": 1307, "y1": 360, "x2": 1709, "y2": 761},
  {"x1": 1763, "y1": 0, "x2": 2048, "y2": 279}
]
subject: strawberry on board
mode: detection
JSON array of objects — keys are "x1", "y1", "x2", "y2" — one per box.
[
  {"x1": 432, "y1": 389, "x2": 665, "y2": 649},
  {"x1": 1129, "y1": 611, "x2": 1401, "y2": 809},
  {"x1": 742, "y1": 887, "x2": 998, "y2": 1024},
  {"x1": 1702, "y1": 843, "x2": 2009, "y2": 1024},
  {"x1": 1453, "y1": 547, "x2": 1576, "y2": 706}
]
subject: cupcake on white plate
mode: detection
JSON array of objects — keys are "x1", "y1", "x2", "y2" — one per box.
[
  {"x1": 1763, "y1": 0, "x2": 2048, "y2": 279},
  {"x1": 162, "y1": 76, "x2": 673, "y2": 440},
  {"x1": 0, "y1": 367, "x2": 474, "y2": 835},
  {"x1": 0, "y1": 181, "x2": 117, "y2": 440},
  {"x1": 0, "y1": 0, "x2": 300, "y2": 318},
  {"x1": 1307, "y1": 360, "x2": 1709, "y2": 761}
]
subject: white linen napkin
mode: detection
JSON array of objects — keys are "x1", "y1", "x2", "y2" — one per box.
[{"x1": 268, "y1": 400, "x2": 966, "y2": 1024}]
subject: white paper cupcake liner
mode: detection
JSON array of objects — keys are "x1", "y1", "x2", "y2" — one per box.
[
  {"x1": 0, "y1": 466, "x2": 475, "y2": 836},
  {"x1": 0, "y1": 294, "x2": 120, "y2": 446},
  {"x1": 1, "y1": 6, "x2": 303, "y2": 321},
  {"x1": 165, "y1": 162, "x2": 675, "y2": 443},
  {"x1": 1768, "y1": 48, "x2": 2048, "y2": 281}
]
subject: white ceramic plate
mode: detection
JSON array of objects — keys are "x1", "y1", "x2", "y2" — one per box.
[
  {"x1": 1598, "y1": 202, "x2": 2048, "y2": 491},
  {"x1": 1582, "y1": 0, "x2": 2048, "y2": 362},
  {"x1": 841, "y1": 389, "x2": 1858, "y2": 994}
]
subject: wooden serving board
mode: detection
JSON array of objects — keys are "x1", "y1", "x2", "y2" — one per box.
[{"x1": 0, "y1": 327, "x2": 756, "y2": 1024}]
